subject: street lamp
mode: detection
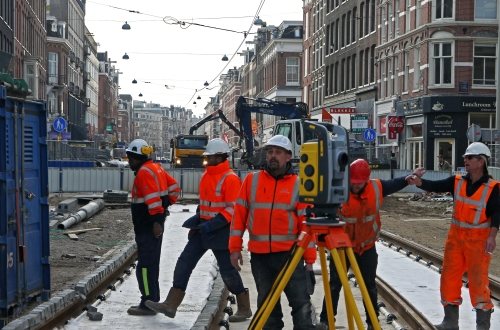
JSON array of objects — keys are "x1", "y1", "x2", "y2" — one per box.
[
  {"x1": 254, "y1": 16, "x2": 266, "y2": 27},
  {"x1": 138, "y1": 93, "x2": 143, "y2": 97},
  {"x1": 122, "y1": 53, "x2": 129, "y2": 60},
  {"x1": 221, "y1": 54, "x2": 229, "y2": 61},
  {"x1": 204, "y1": 81, "x2": 209, "y2": 87},
  {"x1": 197, "y1": 95, "x2": 201, "y2": 100},
  {"x1": 132, "y1": 78, "x2": 137, "y2": 84},
  {"x1": 122, "y1": 22, "x2": 131, "y2": 30}
]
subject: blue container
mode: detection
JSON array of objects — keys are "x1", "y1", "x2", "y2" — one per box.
[
  {"x1": 0, "y1": 86, "x2": 50, "y2": 323},
  {"x1": 48, "y1": 160, "x2": 95, "y2": 167}
]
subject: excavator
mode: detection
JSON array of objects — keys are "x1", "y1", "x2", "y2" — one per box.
[
  {"x1": 235, "y1": 96, "x2": 367, "y2": 169},
  {"x1": 169, "y1": 109, "x2": 243, "y2": 168}
]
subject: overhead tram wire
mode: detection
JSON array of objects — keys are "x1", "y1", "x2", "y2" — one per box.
[{"x1": 183, "y1": 0, "x2": 267, "y2": 107}]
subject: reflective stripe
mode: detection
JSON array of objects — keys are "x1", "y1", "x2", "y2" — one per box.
[
  {"x1": 168, "y1": 183, "x2": 179, "y2": 192},
  {"x1": 142, "y1": 268, "x2": 149, "y2": 296},
  {"x1": 230, "y1": 229, "x2": 244, "y2": 236},
  {"x1": 200, "y1": 200, "x2": 227, "y2": 208},
  {"x1": 148, "y1": 201, "x2": 162, "y2": 209},
  {"x1": 236, "y1": 198, "x2": 248, "y2": 208},
  {"x1": 200, "y1": 210, "x2": 218, "y2": 218},
  {"x1": 250, "y1": 234, "x2": 298, "y2": 242},
  {"x1": 215, "y1": 172, "x2": 238, "y2": 196},
  {"x1": 342, "y1": 216, "x2": 357, "y2": 224},
  {"x1": 454, "y1": 177, "x2": 495, "y2": 225},
  {"x1": 144, "y1": 191, "x2": 161, "y2": 201},
  {"x1": 451, "y1": 218, "x2": 490, "y2": 229},
  {"x1": 247, "y1": 172, "x2": 260, "y2": 232}
]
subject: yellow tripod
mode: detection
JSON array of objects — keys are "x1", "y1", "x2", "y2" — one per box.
[{"x1": 248, "y1": 219, "x2": 381, "y2": 330}]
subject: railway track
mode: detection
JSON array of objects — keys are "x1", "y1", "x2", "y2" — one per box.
[{"x1": 380, "y1": 230, "x2": 500, "y2": 301}]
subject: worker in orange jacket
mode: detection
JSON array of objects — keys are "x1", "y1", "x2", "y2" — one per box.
[
  {"x1": 146, "y1": 138, "x2": 251, "y2": 322},
  {"x1": 318, "y1": 158, "x2": 415, "y2": 330},
  {"x1": 407, "y1": 142, "x2": 499, "y2": 330},
  {"x1": 229, "y1": 135, "x2": 316, "y2": 330},
  {"x1": 125, "y1": 139, "x2": 180, "y2": 316}
]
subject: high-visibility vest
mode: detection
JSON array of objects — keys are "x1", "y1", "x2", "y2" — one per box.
[
  {"x1": 452, "y1": 175, "x2": 496, "y2": 236},
  {"x1": 340, "y1": 179, "x2": 383, "y2": 255},
  {"x1": 131, "y1": 161, "x2": 180, "y2": 223},
  {"x1": 229, "y1": 170, "x2": 316, "y2": 264},
  {"x1": 199, "y1": 160, "x2": 241, "y2": 222}
]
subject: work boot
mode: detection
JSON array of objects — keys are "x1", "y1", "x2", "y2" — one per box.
[
  {"x1": 145, "y1": 287, "x2": 185, "y2": 318},
  {"x1": 435, "y1": 305, "x2": 459, "y2": 330},
  {"x1": 228, "y1": 288, "x2": 252, "y2": 322},
  {"x1": 476, "y1": 309, "x2": 492, "y2": 330},
  {"x1": 127, "y1": 304, "x2": 157, "y2": 316}
]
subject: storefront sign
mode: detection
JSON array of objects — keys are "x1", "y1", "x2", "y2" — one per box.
[
  {"x1": 428, "y1": 114, "x2": 457, "y2": 137},
  {"x1": 329, "y1": 107, "x2": 356, "y2": 114},
  {"x1": 379, "y1": 116, "x2": 387, "y2": 134},
  {"x1": 387, "y1": 116, "x2": 404, "y2": 139}
]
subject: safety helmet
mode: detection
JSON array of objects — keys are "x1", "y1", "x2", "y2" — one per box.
[
  {"x1": 126, "y1": 139, "x2": 153, "y2": 158},
  {"x1": 463, "y1": 142, "x2": 491, "y2": 158},
  {"x1": 264, "y1": 135, "x2": 292, "y2": 153},
  {"x1": 350, "y1": 159, "x2": 371, "y2": 184},
  {"x1": 203, "y1": 138, "x2": 230, "y2": 156}
]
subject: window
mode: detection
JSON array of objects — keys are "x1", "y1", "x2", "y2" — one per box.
[
  {"x1": 413, "y1": 44, "x2": 421, "y2": 90},
  {"x1": 435, "y1": 0, "x2": 453, "y2": 19},
  {"x1": 286, "y1": 57, "x2": 300, "y2": 85},
  {"x1": 475, "y1": 0, "x2": 497, "y2": 19},
  {"x1": 470, "y1": 113, "x2": 496, "y2": 129},
  {"x1": 473, "y1": 44, "x2": 496, "y2": 85},
  {"x1": 48, "y1": 52, "x2": 58, "y2": 84},
  {"x1": 402, "y1": 49, "x2": 409, "y2": 91},
  {"x1": 24, "y1": 62, "x2": 38, "y2": 97},
  {"x1": 432, "y1": 42, "x2": 453, "y2": 85}
]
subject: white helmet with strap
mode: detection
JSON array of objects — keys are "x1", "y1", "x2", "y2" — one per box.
[
  {"x1": 203, "y1": 138, "x2": 230, "y2": 156},
  {"x1": 463, "y1": 142, "x2": 491, "y2": 158},
  {"x1": 264, "y1": 135, "x2": 292, "y2": 153},
  {"x1": 126, "y1": 139, "x2": 154, "y2": 158}
]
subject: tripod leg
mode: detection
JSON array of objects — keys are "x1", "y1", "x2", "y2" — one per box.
[
  {"x1": 319, "y1": 246, "x2": 336, "y2": 329},
  {"x1": 345, "y1": 248, "x2": 381, "y2": 330},
  {"x1": 330, "y1": 248, "x2": 364, "y2": 329},
  {"x1": 339, "y1": 249, "x2": 355, "y2": 330},
  {"x1": 249, "y1": 244, "x2": 307, "y2": 330}
]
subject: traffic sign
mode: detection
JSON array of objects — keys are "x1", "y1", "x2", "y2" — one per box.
[
  {"x1": 363, "y1": 128, "x2": 376, "y2": 142},
  {"x1": 466, "y1": 124, "x2": 481, "y2": 142},
  {"x1": 53, "y1": 117, "x2": 67, "y2": 133}
]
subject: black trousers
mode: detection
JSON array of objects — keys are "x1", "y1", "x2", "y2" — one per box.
[
  {"x1": 320, "y1": 246, "x2": 379, "y2": 325},
  {"x1": 135, "y1": 227, "x2": 163, "y2": 306}
]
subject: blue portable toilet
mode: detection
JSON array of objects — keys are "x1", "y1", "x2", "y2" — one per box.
[{"x1": 0, "y1": 85, "x2": 50, "y2": 324}]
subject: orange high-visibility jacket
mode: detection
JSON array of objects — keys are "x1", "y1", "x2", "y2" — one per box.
[
  {"x1": 451, "y1": 175, "x2": 496, "y2": 236},
  {"x1": 340, "y1": 179, "x2": 383, "y2": 255},
  {"x1": 199, "y1": 160, "x2": 241, "y2": 222},
  {"x1": 131, "y1": 160, "x2": 180, "y2": 224},
  {"x1": 229, "y1": 170, "x2": 316, "y2": 264}
]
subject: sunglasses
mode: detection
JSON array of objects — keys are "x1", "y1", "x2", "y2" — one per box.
[{"x1": 464, "y1": 155, "x2": 480, "y2": 160}]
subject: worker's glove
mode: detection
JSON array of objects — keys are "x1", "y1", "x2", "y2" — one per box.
[
  {"x1": 153, "y1": 222, "x2": 163, "y2": 238},
  {"x1": 206, "y1": 213, "x2": 229, "y2": 232},
  {"x1": 182, "y1": 214, "x2": 201, "y2": 229},
  {"x1": 305, "y1": 264, "x2": 316, "y2": 295}
]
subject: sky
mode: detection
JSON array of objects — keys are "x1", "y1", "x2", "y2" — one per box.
[{"x1": 84, "y1": 0, "x2": 304, "y2": 116}]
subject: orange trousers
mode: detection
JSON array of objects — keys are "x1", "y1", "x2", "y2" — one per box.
[{"x1": 440, "y1": 226, "x2": 492, "y2": 310}]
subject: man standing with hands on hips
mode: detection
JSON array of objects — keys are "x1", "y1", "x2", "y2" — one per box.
[{"x1": 126, "y1": 139, "x2": 180, "y2": 315}]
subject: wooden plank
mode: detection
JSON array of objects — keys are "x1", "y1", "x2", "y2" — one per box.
[
  {"x1": 64, "y1": 227, "x2": 103, "y2": 235},
  {"x1": 67, "y1": 233, "x2": 79, "y2": 240}
]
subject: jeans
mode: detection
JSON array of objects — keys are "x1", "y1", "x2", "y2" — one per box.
[
  {"x1": 250, "y1": 252, "x2": 315, "y2": 330},
  {"x1": 173, "y1": 230, "x2": 245, "y2": 295},
  {"x1": 320, "y1": 246, "x2": 379, "y2": 325}
]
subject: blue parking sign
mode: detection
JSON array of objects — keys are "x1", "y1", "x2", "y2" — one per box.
[
  {"x1": 363, "y1": 128, "x2": 376, "y2": 142},
  {"x1": 53, "y1": 117, "x2": 67, "y2": 133}
]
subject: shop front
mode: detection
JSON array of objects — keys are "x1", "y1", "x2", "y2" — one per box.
[{"x1": 396, "y1": 95, "x2": 496, "y2": 171}]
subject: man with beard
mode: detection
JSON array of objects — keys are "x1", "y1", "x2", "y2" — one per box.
[
  {"x1": 126, "y1": 139, "x2": 180, "y2": 315},
  {"x1": 229, "y1": 135, "x2": 316, "y2": 329},
  {"x1": 317, "y1": 158, "x2": 421, "y2": 329}
]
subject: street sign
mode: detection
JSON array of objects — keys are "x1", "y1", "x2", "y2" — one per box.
[
  {"x1": 466, "y1": 124, "x2": 481, "y2": 142},
  {"x1": 351, "y1": 114, "x2": 368, "y2": 133},
  {"x1": 53, "y1": 117, "x2": 67, "y2": 133},
  {"x1": 363, "y1": 128, "x2": 376, "y2": 142}
]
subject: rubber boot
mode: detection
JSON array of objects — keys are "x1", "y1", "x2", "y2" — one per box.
[
  {"x1": 435, "y1": 305, "x2": 459, "y2": 330},
  {"x1": 228, "y1": 288, "x2": 252, "y2": 322},
  {"x1": 476, "y1": 309, "x2": 492, "y2": 330},
  {"x1": 144, "y1": 287, "x2": 185, "y2": 318}
]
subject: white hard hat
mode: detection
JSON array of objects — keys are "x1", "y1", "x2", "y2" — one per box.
[
  {"x1": 264, "y1": 135, "x2": 292, "y2": 153},
  {"x1": 463, "y1": 142, "x2": 491, "y2": 158},
  {"x1": 126, "y1": 139, "x2": 153, "y2": 157},
  {"x1": 203, "y1": 138, "x2": 230, "y2": 156}
]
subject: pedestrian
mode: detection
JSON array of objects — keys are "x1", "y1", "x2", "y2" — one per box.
[
  {"x1": 438, "y1": 154, "x2": 452, "y2": 171},
  {"x1": 125, "y1": 139, "x2": 180, "y2": 315},
  {"x1": 146, "y1": 138, "x2": 252, "y2": 322},
  {"x1": 407, "y1": 142, "x2": 499, "y2": 330},
  {"x1": 318, "y1": 158, "x2": 420, "y2": 330},
  {"x1": 229, "y1": 135, "x2": 317, "y2": 330}
]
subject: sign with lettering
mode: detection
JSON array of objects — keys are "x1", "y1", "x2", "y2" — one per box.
[
  {"x1": 427, "y1": 114, "x2": 457, "y2": 138},
  {"x1": 387, "y1": 116, "x2": 404, "y2": 139},
  {"x1": 330, "y1": 107, "x2": 356, "y2": 114},
  {"x1": 350, "y1": 115, "x2": 368, "y2": 133}
]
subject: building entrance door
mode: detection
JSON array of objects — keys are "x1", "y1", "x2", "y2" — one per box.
[
  {"x1": 435, "y1": 139, "x2": 454, "y2": 172},
  {"x1": 407, "y1": 139, "x2": 423, "y2": 169}
]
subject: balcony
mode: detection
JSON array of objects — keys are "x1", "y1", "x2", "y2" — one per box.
[{"x1": 47, "y1": 74, "x2": 66, "y2": 87}]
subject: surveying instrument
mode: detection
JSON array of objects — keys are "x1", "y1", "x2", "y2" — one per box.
[{"x1": 248, "y1": 122, "x2": 381, "y2": 330}]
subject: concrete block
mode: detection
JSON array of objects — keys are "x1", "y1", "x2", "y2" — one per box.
[{"x1": 57, "y1": 198, "x2": 79, "y2": 213}]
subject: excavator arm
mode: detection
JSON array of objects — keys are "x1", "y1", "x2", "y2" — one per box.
[{"x1": 235, "y1": 96, "x2": 309, "y2": 165}]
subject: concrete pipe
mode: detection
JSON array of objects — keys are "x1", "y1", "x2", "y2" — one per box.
[{"x1": 58, "y1": 199, "x2": 106, "y2": 230}]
